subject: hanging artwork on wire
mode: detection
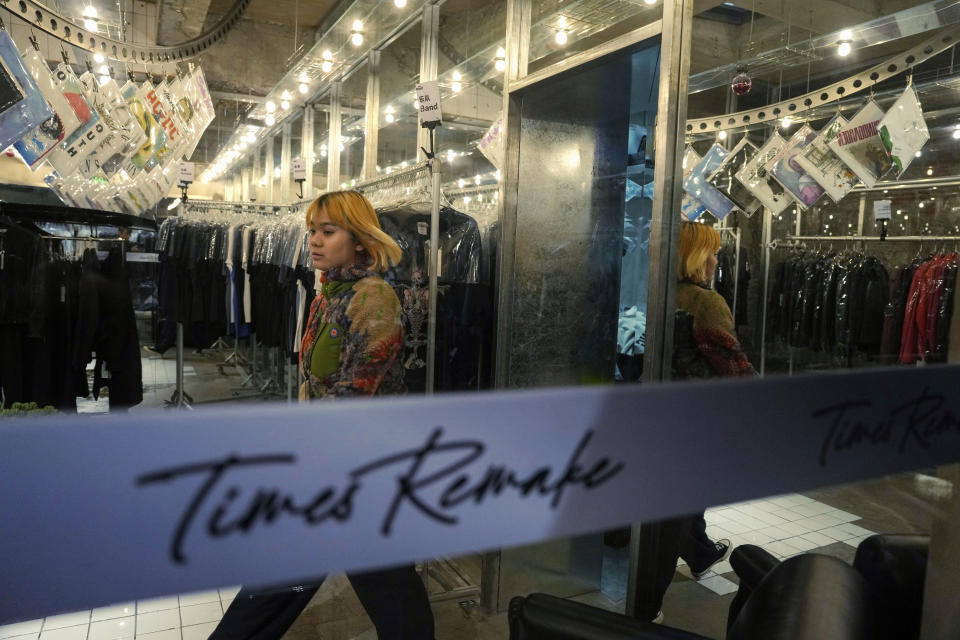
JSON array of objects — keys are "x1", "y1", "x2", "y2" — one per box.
[
  {"x1": 878, "y1": 85, "x2": 929, "y2": 178},
  {"x1": 734, "y1": 134, "x2": 793, "y2": 215},
  {"x1": 122, "y1": 80, "x2": 168, "y2": 172},
  {"x1": 13, "y1": 49, "x2": 82, "y2": 169},
  {"x1": 828, "y1": 100, "x2": 893, "y2": 187},
  {"x1": 0, "y1": 31, "x2": 54, "y2": 154},
  {"x1": 794, "y1": 115, "x2": 859, "y2": 202},
  {"x1": 764, "y1": 125, "x2": 826, "y2": 209},
  {"x1": 680, "y1": 147, "x2": 707, "y2": 221},
  {"x1": 45, "y1": 64, "x2": 107, "y2": 177},
  {"x1": 682, "y1": 143, "x2": 737, "y2": 220},
  {"x1": 706, "y1": 138, "x2": 762, "y2": 216}
]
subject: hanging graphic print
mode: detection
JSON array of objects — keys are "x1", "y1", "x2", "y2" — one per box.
[
  {"x1": 681, "y1": 147, "x2": 707, "y2": 221},
  {"x1": 46, "y1": 64, "x2": 106, "y2": 176},
  {"x1": 682, "y1": 143, "x2": 736, "y2": 220},
  {"x1": 794, "y1": 115, "x2": 859, "y2": 203},
  {"x1": 0, "y1": 31, "x2": 54, "y2": 154},
  {"x1": 734, "y1": 134, "x2": 793, "y2": 215},
  {"x1": 706, "y1": 138, "x2": 761, "y2": 216},
  {"x1": 13, "y1": 49, "x2": 82, "y2": 169},
  {"x1": 878, "y1": 85, "x2": 929, "y2": 178},
  {"x1": 828, "y1": 100, "x2": 893, "y2": 188},
  {"x1": 122, "y1": 80, "x2": 167, "y2": 171},
  {"x1": 764, "y1": 125, "x2": 826, "y2": 209}
]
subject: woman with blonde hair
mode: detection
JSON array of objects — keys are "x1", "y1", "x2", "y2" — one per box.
[
  {"x1": 209, "y1": 191, "x2": 435, "y2": 640},
  {"x1": 642, "y1": 221, "x2": 756, "y2": 622}
]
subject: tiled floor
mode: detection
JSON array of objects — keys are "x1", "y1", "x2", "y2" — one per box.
[
  {"x1": 0, "y1": 589, "x2": 238, "y2": 640},
  {"x1": 0, "y1": 492, "x2": 876, "y2": 640},
  {"x1": 677, "y1": 492, "x2": 874, "y2": 596}
]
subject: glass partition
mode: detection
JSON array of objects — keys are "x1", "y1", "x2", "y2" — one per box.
[
  {"x1": 340, "y1": 63, "x2": 368, "y2": 187},
  {"x1": 377, "y1": 20, "x2": 423, "y2": 171}
]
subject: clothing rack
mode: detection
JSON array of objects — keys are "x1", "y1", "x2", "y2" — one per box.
[
  {"x1": 718, "y1": 227, "x2": 741, "y2": 322},
  {"x1": 786, "y1": 234, "x2": 960, "y2": 242},
  {"x1": 357, "y1": 159, "x2": 444, "y2": 395}
]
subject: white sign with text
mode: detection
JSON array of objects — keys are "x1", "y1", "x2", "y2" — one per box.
[
  {"x1": 178, "y1": 162, "x2": 195, "y2": 184},
  {"x1": 2, "y1": 366, "x2": 960, "y2": 623},
  {"x1": 415, "y1": 81, "x2": 442, "y2": 125},
  {"x1": 292, "y1": 157, "x2": 307, "y2": 181}
]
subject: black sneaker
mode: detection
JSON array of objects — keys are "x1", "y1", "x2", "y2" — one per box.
[{"x1": 690, "y1": 538, "x2": 732, "y2": 579}]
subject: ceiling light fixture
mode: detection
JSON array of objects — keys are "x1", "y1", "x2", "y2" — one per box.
[
  {"x1": 394, "y1": 0, "x2": 407, "y2": 6},
  {"x1": 281, "y1": 100, "x2": 290, "y2": 110},
  {"x1": 266, "y1": 101, "x2": 276, "y2": 113},
  {"x1": 299, "y1": 83, "x2": 308, "y2": 94},
  {"x1": 452, "y1": 70, "x2": 462, "y2": 93},
  {"x1": 93, "y1": 53, "x2": 104, "y2": 63},
  {"x1": 717, "y1": 130, "x2": 727, "y2": 140},
  {"x1": 321, "y1": 50, "x2": 334, "y2": 73},
  {"x1": 84, "y1": 18, "x2": 98, "y2": 31},
  {"x1": 265, "y1": 114, "x2": 275, "y2": 126},
  {"x1": 495, "y1": 47, "x2": 506, "y2": 72},
  {"x1": 351, "y1": 21, "x2": 364, "y2": 46},
  {"x1": 555, "y1": 30, "x2": 568, "y2": 45}
]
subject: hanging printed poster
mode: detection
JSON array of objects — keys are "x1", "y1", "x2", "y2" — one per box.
[
  {"x1": 99, "y1": 78, "x2": 147, "y2": 165},
  {"x1": 764, "y1": 125, "x2": 826, "y2": 209},
  {"x1": 45, "y1": 64, "x2": 107, "y2": 176},
  {"x1": 166, "y1": 77, "x2": 198, "y2": 156},
  {"x1": 794, "y1": 115, "x2": 859, "y2": 203},
  {"x1": 680, "y1": 146, "x2": 707, "y2": 221},
  {"x1": 0, "y1": 31, "x2": 54, "y2": 154},
  {"x1": 827, "y1": 100, "x2": 892, "y2": 188},
  {"x1": 734, "y1": 134, "x2": 793, "y2": 215},
  {"x1": 122, "y1": 80, "x2": 167, "y2": 171},
  {"x1": 682, "y1": 143, "x2": 737, "y2": 220},
  {"x1": 706, "y1": 138, "x2": 762, "y2": 216},
  {"x1": 139, "y1": 80, "x2": 183, "y2": 164},
  {"x1": 878, "y1": 85, "x2": 929, "y2": 178},
  {"x1": 13, "y1": 49, "x2": 82, "y2": 169}
]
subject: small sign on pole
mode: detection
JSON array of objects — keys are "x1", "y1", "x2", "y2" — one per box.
[
  {"x1": 292, "y1": 157, "x2": 306, "y2": 181},
  {"x1": 178, "y1": 162, "x2": 195, "y2": 185},
  {"x1": 415, "y1": 81, "x2": 442, "y2": 126},
  {"x1": 873, "y1": 199, "x2": 892, "y2": 221}
]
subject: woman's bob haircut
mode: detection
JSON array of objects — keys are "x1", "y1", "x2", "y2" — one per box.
[
  {"x1": 305, "y1": 191, "x2": 402, "y2": 272},
  {"x1": 677, "y1": 220, "x2": 721, "y2": 284}
]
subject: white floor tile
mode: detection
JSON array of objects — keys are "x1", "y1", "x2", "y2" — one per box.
[
  {"x1": 0, "y1": 620, "x2": 43, "y2": 639},
  {"x1": 782, "y1": 536, "x2": 819, "y2": 552},
  {"x1": 770, "y1": 508, "x2": 807, "y2": 522},
  {"x1": 776, "y1": 521, "x2": 812, "y2": 537},
  {"x1": 766, "y1": 539, "x2": 806, "y2": 557},
  {"x1": 819, "y1": 526, "x2": 858, "y2": 542},
  {"x1": 750, "y1": 511, "x2": 789, "y2": 526},
  {"x1": 217, "y1": 588, "x2": 240, "y2": 601},
  {"x1": 843, "y1": 535, "x2": 869, "y2": 548},
  {"x1": 696, "y1": 575, "x2": 739, "y2": 596},
  {"x1": 42, "y1": 613, "x2": 90, "y2": 632},
  {"x1": 180, "y1": 622, "x2": 218, "y2": 640},
  {"x1": 767, "y1": 496, "x2": 801, "y2": 508},
  {"x1": 790, "y1": 502, "x2": 835, "y2": 517},
  {"x1": 136, "y1": 598, "x2": 179, "y2": 615},
  {"x1": 800, "y1": 531, "x2": 838, "y2": 547},
  {"x1": 711, "y1": 560, "x2": 733, "y2": 575},
  {"x1": 39, "y1": 626, "x2": 88, "y2": 640},
  {"x1": 791, "y1": 517, "x2": 825, "y2": 533},
  {"x1": 707, "y1": 508, "x2": 737, "y2": 521},
  {"x1": 705, "y1": 526, "x2": 730, "y2": 540},
  {"x1": 2, "y1": 634, "x2": 39, "y2": 640},
  {"x1": 738, "y1": 531, "x2": 775, "y2": 546},
  {"x1": 836, "y1": 523, "x2": 874, "y2": 537},
  {"x1": 134, "y1": 629, "x2": 180, "y2": 640},
  {"x1": 790, "y1": 494, "x2": 815, "y2": 505},
  {"x1": 808, "y1": 513, "x2": 848, "y2": 528},
  {"x1": 825, "y1": 509, "x2": 860, "y2": 523},
  {"x1": 177, "y1": 592, "x2": 220, "y2": 608},
  {"x1": 219, "y1": 600, "x2": 233, "y2": 614},
  {"x1": 135, "y1": 611, "x2": 180, "y2": 636},
  {"x1": 757, "y1": 525, "x2": 794, "y2": 540},
  {"x1": 719, "y1": 519, "x2": 751, "y2": 534},
  {"x1": 178, "y1": 603, "x2": 221, "y2": 628},
  {"x1": 704, "y1": 512, "x2": 729, "y2": 525},
  {"x1": 733, "y1": 515, "x2": 769, "y2": 530},
  {"x1": 747, "y1": 499, "x2": 782, "y2": 512},
  {"x1": 88, "y1": 617, "x2": 135, "y2": 640},
  {"x1": 91, "y1": 604, "x2": 136, "y2": 623}
]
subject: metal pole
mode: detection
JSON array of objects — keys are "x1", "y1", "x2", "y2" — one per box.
[
  {"x1": 733, "y1": 227, "x2": 741, "y2": 322},
  {"x1": 265, "y1": 136, "x2": 275, "y2": 202},
  {"x1": 302, "y1": 106, "x2": 315, "y2": 198},
  {"x1": 252, "y1": 143, "x2": 262, "y2": 201},
  {"x1": 760, "y1": 207, "x2": 773, "y2": 376},
  {"x1": 418, "y1": 4, "x2": 440, "y2": 160},
  {"x1": 627, "y1": 0, "x2": 694, "y2": 621},
  {"x1": 175, "y1": 322, "x2": 184, "y2": 408},
  {"x1": 426, "y1": 158, "x2": 441, "y2": 395},
  {"x1": 363, "y1": 50, "x2": 381, "y2": 181},
  {"x1": 281, "y1": 121, "x2": 292, "y2": 202},
  {"x1": 857, "y1": 193, "x2": 866, "y2": 236},
  {"x1": 327, "y1": 81, "x2": 343, "y2": 191}
]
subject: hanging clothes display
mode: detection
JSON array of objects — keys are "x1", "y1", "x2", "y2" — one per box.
[
  {"x1": 895, "y1": 252, "x2": 958, "y2": 365},
  {"x1": 0, "y1": 213, "x2": 142, "y2": 412},
  {"x1": 715, "y1": 244, "x2": 750, "y2": 328},
  {"x1": 768, "y1": 250, "x2": 889, "y2": 360},
  {"x1": 376, "y1": 203, "x2": 489, "y2": 393}
]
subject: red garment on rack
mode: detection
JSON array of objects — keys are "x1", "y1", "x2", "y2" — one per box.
[{"x1": 899, "y1": 254, "x2": 955, "y2": 364}]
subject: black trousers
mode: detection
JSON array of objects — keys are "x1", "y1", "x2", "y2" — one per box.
[{"x1": 208, "y1": 565, "x2": 435, "y2": 640}]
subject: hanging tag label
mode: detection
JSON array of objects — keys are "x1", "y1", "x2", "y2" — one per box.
[
  {"x1": 417, "y1": 221, "x2": 428, "y2": 236},
  {"x1": 126, "y1": 252, "x2": 160, "y2": 263},
  {"x1": 873, "y1": 199, "x2": 892, "y2": 221},
  {"x1": 415, "y1": 81, "x2": 442, "y2": 126},
  {"x1": 292, "y1": 157, "x2": 306, "y2": 181},
  {"x1": 178, "y1": 162, "x2": 195, "y2": 184}
]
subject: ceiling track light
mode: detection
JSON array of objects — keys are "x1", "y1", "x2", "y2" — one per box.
[
  {"x1": 495, "y1": 47, "x2": 506, "y2": 72},
  {"x1": 350, "y1": 20, "x2": 364, "y2": 46}
]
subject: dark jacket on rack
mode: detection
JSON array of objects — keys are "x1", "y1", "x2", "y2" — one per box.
[{"x1": 74, "y1": 247, "x2": 143, "y2": 410}]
